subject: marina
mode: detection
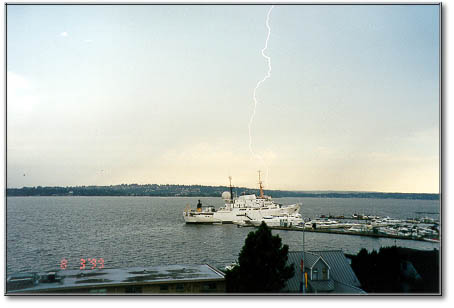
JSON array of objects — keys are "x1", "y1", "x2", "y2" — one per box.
[
  {"x1": 244, "y1": 225, "x2": 440, "y2": 242},
  {"x1": 182, "y1": 174, "x2": 439, "y2": 244},
  {"x1": 318, "y1": 214, "x2": 439, "y2": 224},
  {"x1": 236, "y1": 215, "x2": 440, "y2": 243}
]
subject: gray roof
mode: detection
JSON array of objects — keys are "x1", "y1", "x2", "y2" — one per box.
[
  {"x1": 285, "y1": 251, "x2": 312, "y2": 292},
  {"x1": 308, "y1": 279, "x2": 335, "y2": 292},
  {"x1": 7, "y1": 264, "x2": 225, "y2": 293},
  {"x1": 309, "y1": 250, "x2": 361, "y2": 287},
  {"x1": 301, "y1": 252, "x2": 322, "y2": 269},
  {"x1": 284, "y1": 250, "x2": 364, "y2": 294},
  {"x1": 287, "y1": 251, "x2": 329, "y2": 272},
  {"x1": 333, "y1": 280, "x2": 367, "y2": 294}
]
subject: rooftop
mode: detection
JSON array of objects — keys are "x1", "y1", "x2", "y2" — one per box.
[
  {"x1": 7, "y1": 264, "x2": 225, "y2": 293},
  {"x1": 285, "y1": 250, "x2": 365, "y2": 294}
]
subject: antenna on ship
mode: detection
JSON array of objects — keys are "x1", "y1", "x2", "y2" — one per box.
[{"x1": 258, "y1": 170, "x2": 265, "y2": 199}]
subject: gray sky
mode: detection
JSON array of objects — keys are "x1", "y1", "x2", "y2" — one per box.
[{"x1": 7, "y1": 4, "x2": 439, "y2": 193}]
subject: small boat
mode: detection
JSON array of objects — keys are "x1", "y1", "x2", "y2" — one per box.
[
  {"x1": 225, "y1": 262, "x2": 238, "y2": 271},
  {"x1": 308, "y1": 219, "x2": 343, "y2": 229},
  {"x1": 423, "y1": 238, "x2": 440, "y2": 243},
  {"x1": 348, "y1": 225, "x2": 366, "y2": 233},
  {"x1": 233, "y1": 220, "x2": 253, "y2": 227},
  {"x1": 381, "y1": 217, "x2": 402, "y2": 224},
  {"x1": 250, "y1": 213, "x2": 303, "y2": 227}
]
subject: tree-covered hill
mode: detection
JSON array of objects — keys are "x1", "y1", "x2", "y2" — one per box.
[{"x1": 6, "y1": 184, "x2": 439, "y2": 200}]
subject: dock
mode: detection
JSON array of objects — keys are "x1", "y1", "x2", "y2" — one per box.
[
  {"x1": 239, "y1": 225, "x2": 439, "y2": 243},
  {"x1": 319, "y1": 215, "x2": 439, "y2": 224}
]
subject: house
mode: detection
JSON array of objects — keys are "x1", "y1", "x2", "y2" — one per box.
[
  {"x1": 284, "y1": 250, "x2": 366, "y2": 294},
  {"x1": 7, "y1": 264, "x2": 225, "y2": 294}
]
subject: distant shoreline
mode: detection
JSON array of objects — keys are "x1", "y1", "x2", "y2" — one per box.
[{"x1": 6, "y1": 184, "x2": 439, "y2": 200}]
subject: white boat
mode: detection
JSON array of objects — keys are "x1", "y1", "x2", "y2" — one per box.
[
  {"x1": 233, "y1": 220, "x2": 253, "y2": 227},
  {"x1": 381, "y1": 217, "x2": 402, "y2": 224},
  {"x1": 378, "y1": 227, "x2": 398, "y2": 236},
  {"x1": 307, "y1": 219, "x2": 343, "y2": 229},
  {"x1": 348, "y1": 226, "x2": 366, "y2": 233},
  {"x1": 250, "y1": 213, "x2": 303, "y2": 227},
  {"x1": 225, "y1": 262, "x2": 238, "y2": 271},
  {"x1": 423, "y1": 238, "x2": 440, "y2": 243},
  {"x1": 183, "y1": 173, "x2": 301, "y2": 224},
  {"x1": 371, "y1": 220, "x2": 390, "y2": 227}
]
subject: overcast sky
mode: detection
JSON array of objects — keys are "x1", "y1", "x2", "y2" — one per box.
[{"x1": 7, "y1": 4, "x2": 439, "y2": 193}]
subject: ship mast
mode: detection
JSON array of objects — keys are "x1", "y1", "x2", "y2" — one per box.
[
  {"x1": 229, "y1": 176, "x2": 234, "y2": 204},
  {"x1": 258, "y1": 170, "x2": 264, "y2": 198}
]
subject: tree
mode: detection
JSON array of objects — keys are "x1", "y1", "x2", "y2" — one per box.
[
  {"x1": 350, "y1": 246, "x2": 439, "y2": 293},
  {"x1": 225, "y1": 222, "x2": 294, "y2": 293}
]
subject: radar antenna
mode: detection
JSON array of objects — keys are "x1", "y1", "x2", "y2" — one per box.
[{"x1": 258, "y1": 170, "x2": 265, "y2": 198}]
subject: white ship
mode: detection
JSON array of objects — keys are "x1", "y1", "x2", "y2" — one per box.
[{"x1": 183, "y1": 172, "x2": 301, "y2": 224}]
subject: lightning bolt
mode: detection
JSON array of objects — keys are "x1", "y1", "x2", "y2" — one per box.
[{"x1": 248, "y1": 5, "x2": 274, "y2": 186}]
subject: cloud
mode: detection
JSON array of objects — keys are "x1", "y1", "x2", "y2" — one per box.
[
  {"x1": 7, "y1": 71, "x2": 30, "y2": 91},
  {"x1": 60, "y1": 32, "x2": 68, "y2": 37},
  {"x1": 7, "y1": 71, "x2": 39, "y2": 120},
  {"x1": 146, "y1": 142, "x2": 278, "y2": 187}
]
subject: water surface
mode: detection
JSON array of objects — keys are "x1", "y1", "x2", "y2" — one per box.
[{"x1": 7, "y1": 196, "x2": 440, "y2": 274}]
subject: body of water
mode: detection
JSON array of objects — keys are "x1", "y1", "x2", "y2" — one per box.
[{"x1": 6, "y1": 196, "x2": 440, "y2": 275}]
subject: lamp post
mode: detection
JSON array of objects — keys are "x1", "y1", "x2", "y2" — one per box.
[{"x1": 301, "y1": 217, "x2": 310, "y2": 294}]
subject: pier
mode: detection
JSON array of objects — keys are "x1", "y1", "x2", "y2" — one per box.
[
  {"x1": 319, "y1": 214, "x2": 438, "y2": 224},
  {"x1": 238, "y1": 225, "x2": 439, "y2": 243}
]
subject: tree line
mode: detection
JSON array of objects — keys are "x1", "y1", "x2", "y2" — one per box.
[{"x1": 6, "y1": 184, "x2": 439, "y2": 200}]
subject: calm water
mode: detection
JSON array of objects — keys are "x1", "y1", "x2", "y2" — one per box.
[{"x1": 6, "y1": 196, "x2": 440, "y2": 275}]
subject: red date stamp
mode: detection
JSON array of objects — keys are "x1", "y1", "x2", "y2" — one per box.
[{"x1": 60, "y1": 258, "x2": 104, "y2": 270}]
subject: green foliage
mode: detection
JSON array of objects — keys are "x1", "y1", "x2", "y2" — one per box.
[
  {"x1": 350, "y1": 246, "x2": 439, "y2": 293},
  {"x1": 6, "y1": 185, "x2": 439, "y2": 199},
  {"x1": 225, "y1": 222, "x2": 294, "y2": 293}
]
